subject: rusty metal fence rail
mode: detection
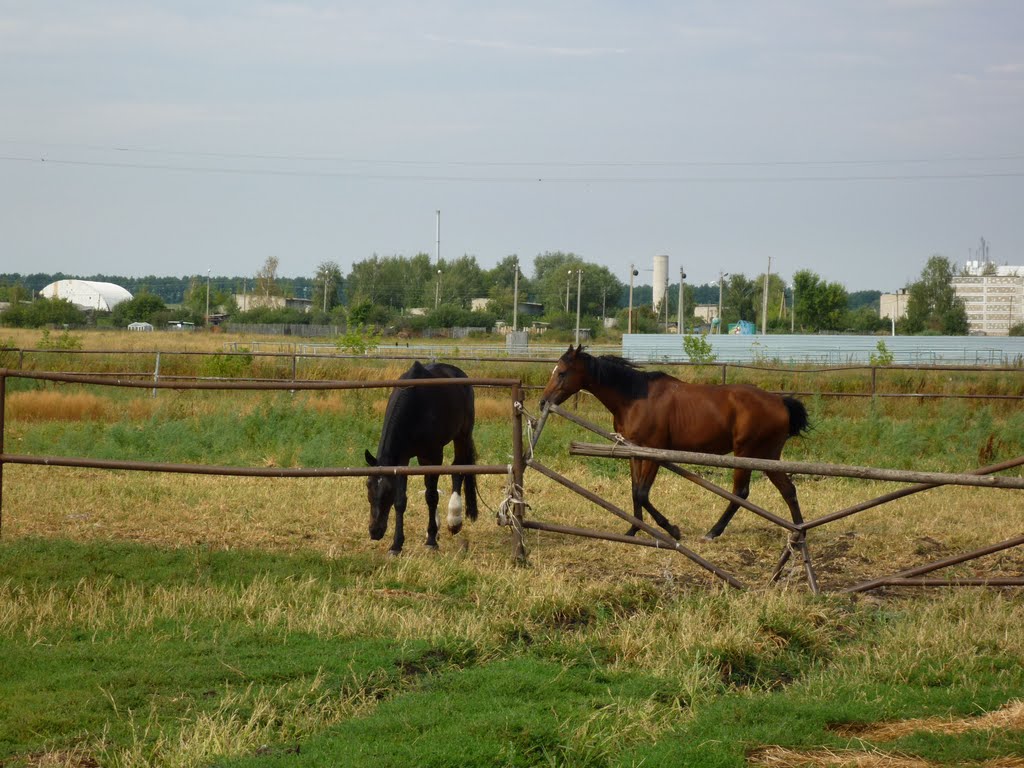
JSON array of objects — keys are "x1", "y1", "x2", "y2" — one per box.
[
  {"x1": 524, "y1": 402, "x2": 1024, "y2": 593},
  {"x1": 0, "y1": 368, "x2": 529, "y2": 559},
  {"x1": 2, "y1": 346, "x2": 1023, "y2": 403}
]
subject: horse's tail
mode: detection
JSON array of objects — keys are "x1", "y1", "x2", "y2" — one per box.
[
  {"x1": 464, "y1": 441, "x2": 479, "y2": 521},
  {"x1": 782, "y1": 396, "x2": 810, "y2": 437}
]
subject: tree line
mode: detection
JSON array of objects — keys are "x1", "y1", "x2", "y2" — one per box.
[{"x1": 0, "y1": 253, "x2": 975, "y2": 336}]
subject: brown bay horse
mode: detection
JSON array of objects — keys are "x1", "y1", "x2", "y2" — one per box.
[{"x1": 539, "y1": 345, "x2": 809, "y2": 541}]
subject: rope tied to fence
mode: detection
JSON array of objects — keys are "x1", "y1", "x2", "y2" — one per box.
[
  {"x1": 496, "y1": 465, "x2": 529, "y2": 526},
  {"x1": 515, "y1": 400, "x2": 538, "y2": 460}
]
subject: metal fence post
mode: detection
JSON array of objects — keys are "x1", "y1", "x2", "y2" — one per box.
[
  {"x1": 510, "y1": 382, "x2": 528, "y2": 563},
  {"x1": 0, "y1": 371, "x2": 5, "y2": 537}
]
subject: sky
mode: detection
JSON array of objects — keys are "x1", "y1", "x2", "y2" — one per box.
[{"x1": 2, "y1": 1, "x2": 1023, "y2": 292}]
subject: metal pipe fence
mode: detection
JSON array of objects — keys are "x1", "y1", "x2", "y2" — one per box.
[
  {"x1": 2, "y1": 346, "x2": 1022, "y2": 403},
  {"x1": 0, "y1": 368, "x2": 528, "y2": 557}
]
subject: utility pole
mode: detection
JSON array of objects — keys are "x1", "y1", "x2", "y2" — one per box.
[
  {"x1": 205, "y1": 268, "x2": 211, "y2": 327},
  {"x1": 565, "y1": 270, "x2": 572, "y2": 313},
  {"x1": 574, "y1": 269, "x2": 582, "y2": 346},
  {"x1": 718, "y1": 271, "x2": 729, "y2": 334},
  {"x1": 791, "y1": 282, "x2": 796, "y2": 333},
  {"x1": 512, "y1": 259, "x2": 519, "y2": 333},
  {"x1": 761, "y1": 256, "x2": 771, "y2": 335},
  {"x1": 627, "y1": 264, "x2": 638, "y2": 334},
  {"x1": 435, "y1": 269, "x2": 442, "y2": 309},
  {"x1": 435, "y1": 210, "x2": 441, "y2": 265},
  {"x1": 678, "y1": 267, "x2": 686, "y2": 334}
]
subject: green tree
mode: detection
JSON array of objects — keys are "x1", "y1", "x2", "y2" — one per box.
[
  {"x1": 793, "y1": 269, "x2": 848, "y2": 332},
  {"x1": 1, "y1": 297, "x2": 86, "y2": 328},
  {"x1": 111, "y1": 293, "x2": 167, "y2": 326},
  {"x1": 314, "y1": 260, "x2": 344, "y2": 312},
  {"x1": 532, "y1": 252, "x2": 585, "y2": 317},
  {"x1": 436, "y1": 255, "x2": 486, "y2": 309},
  {"x1": 903, "y1": 255, "x2": 969, "y2": 335},
  {"x1": 724, "y1": 273, "x2": 757, "y2": 326},
  {"x1": 256, "y1": 256, "x2": 280, "y2": 303}
]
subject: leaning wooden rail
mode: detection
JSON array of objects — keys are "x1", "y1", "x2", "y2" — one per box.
[
  {"x1": 568, "y1": 438, "x2": 1024, "y2": 592},
  {"x1": 569, "y1": 443, "x2": 1024, "y2": 491},
  {"x1": 0, "y1": 368, "x2": 528, "y2": 557}
]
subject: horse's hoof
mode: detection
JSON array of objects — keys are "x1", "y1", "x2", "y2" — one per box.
[
  {"x1": 387, "y1": 548, "x2": 402, "y2": 557},
  {"x1": 623, "y1": 527, "x2": 639, "y2": 537},
  {"x1": 667, "y1": 525, "x2": 681, "y2": 541},
  {"x1": 447, "y1": 522, "x2": 463, "y2": 536},
  {"x1": 425, "y1": 542, "x2": 439, "y2": 551},
  {"x1": 701, "y1": 532, "x2": 719, "y2": 542}
]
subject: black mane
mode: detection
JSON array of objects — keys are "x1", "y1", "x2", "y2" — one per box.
[{"x1": 582, "y1": 352, "x2": 667, "y2": 400}]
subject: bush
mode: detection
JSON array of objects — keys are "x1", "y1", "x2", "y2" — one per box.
[
  {"x1": 869, "y1": 340, "x2": 895, "y2": 366},
  {"x1": 1, "y1": 297, "x2": 86, "y2": 328},
  {"x1": 336, "y1": 325, "x2": 381, "y2": 354},
  {"x1": 37, "y1": 328, "x2": 83, "y2": 350},
  {"x1": 683, "y1": 333, "x2": 716, "y2": 363}
]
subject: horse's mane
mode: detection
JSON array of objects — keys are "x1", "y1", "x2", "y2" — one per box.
[{"x1": 583, "y1": 352, "x2": 667, "y2": 399}]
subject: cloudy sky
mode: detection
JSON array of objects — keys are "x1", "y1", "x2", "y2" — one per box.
[{"x1": 2, "y1": 1, "x2": 1022, "y2": 291}]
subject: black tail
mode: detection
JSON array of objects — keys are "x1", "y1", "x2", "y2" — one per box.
[
  {"x1": 460, "y1": 438, "x2": 479, "y2": 521},
  {"x1": 783, "y1": 396, "x2": 810, "y2": 437},
  {"x1": 464, "y1": 473, "x2": 479, "y2": 521}
]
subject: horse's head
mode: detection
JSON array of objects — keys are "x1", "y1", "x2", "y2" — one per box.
[
  {"x1": 539, "y1": 344, "x2": 587, "y2": 409},
  {"x1": 365, "y1": 449, "x2": 398, "y2": 540}
]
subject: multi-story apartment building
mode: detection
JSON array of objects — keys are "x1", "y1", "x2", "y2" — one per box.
[{"x1": 952, "y1": 261, "x2": 1024, "y2": 336}]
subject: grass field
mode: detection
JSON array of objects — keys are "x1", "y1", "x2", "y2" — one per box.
[{"x1": 1, "y1": 330, "x2": 1023, "y2": 767}]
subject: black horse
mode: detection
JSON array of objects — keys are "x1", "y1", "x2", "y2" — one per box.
[{"x1": 365, "y1": 361, "x2": 479, "y2": 554}]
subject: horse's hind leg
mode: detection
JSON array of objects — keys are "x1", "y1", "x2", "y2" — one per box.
[
  {"x1": 703, "y1": 468, "x2": 751, "y2": 541},
  {"x1": 447, "y1": 434, "x2": 477, "y2": 534},
  {"x1": 766, "y1": 470, "x2": 803, "y2": 527}
]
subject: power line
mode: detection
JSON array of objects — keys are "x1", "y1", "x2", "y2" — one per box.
[
  {"x1": 3, "y1": 154, "x2": 1023, "y2": 184},
  {"x1": 2, "y1": 139, "x2": 1023, "y2": 169}
]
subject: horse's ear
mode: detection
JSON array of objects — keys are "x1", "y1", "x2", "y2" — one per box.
[
  {"x1": 365, "y1": 450, "x2": 378, "y2": 466},
  {"x1": 565, "y1": 343, "x2": 576, "y2": 357},
  {"x1": 575, "y1": 344, "x2": 585, "y2": 355}
]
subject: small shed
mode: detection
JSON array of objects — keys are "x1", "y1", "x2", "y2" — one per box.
[{"x1": 128, "y1": 322, "x2": 154, "y2": 332}]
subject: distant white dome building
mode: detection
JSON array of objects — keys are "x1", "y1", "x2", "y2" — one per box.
[{"x1": 40, "y1": 279, "x2": 133, "y2": 311}]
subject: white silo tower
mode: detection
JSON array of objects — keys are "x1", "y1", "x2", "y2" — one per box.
[{"x1": 652, "y1": 254, "x2": 669, "y2": 314}]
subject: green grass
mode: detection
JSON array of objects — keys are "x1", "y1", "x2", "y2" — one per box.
[
  {"x1": 2, "y1": 539, "x2": 1022, "y2": 767},
  {"x1": 8, "y1": 391, "x2": 1024, "y2": 477}
]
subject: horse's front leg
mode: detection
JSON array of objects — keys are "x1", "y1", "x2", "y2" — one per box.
[
  {"x1": 424, "y1": 473, "x2": 440, "y2": 549},
  {"x1": 628, "y1": 460, "x2": 681, "y2": 540},
  {"x1": 389, "y1": 500, "x2": 407, "y2": 555},
  {"x1": 389, "y1": 478, "x2": 409, "y2": 555},
  {"x1": 625, "y1": 459, "x2": 644, "y2": 536}
]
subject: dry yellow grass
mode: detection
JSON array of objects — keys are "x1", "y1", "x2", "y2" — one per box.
[
  {"x1": 4, "y1": 457, "x2": 1022, "y2": 594},
  {"x1": 5, "y1": 390, "x2": 157, "y2": 422},
  {"x1": 750, "y1": 701, "x2": 1024, "y2": 766},
  {"x1": 749, "y1": 745, "x2": 1024, "y2": 767}
]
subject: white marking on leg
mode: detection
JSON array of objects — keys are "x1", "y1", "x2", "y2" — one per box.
[{"x1": 447, "y1": 492, "x2": 464, "y2": 534}]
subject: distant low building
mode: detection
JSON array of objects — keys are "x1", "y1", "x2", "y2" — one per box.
[
  {"x1": 128, "y1": 321, "x2": 154, "y2": 332},
  {"x1": 40, "y1": 279, "x2": 133, "y2": 311},
  {"x1": 693, "y1": 304, "x2": 719, "y2": 323},
  {"x1": 879, "y1": 292, "x2": 909, "y2": 322},
  {"x1": 234, "y1": 293, "x2": 312, "y2": 313}
]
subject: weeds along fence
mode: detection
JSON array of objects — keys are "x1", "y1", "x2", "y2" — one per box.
[
  {"x1": 524, "y1": 403, "x2": 1024, "y2": 594},
  {"x1": 0, "y1": 368, "x2": 530, "y2": 560},
  {"x1": 2, "y1": 346, "x2": 1023, "y2": 403}
]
